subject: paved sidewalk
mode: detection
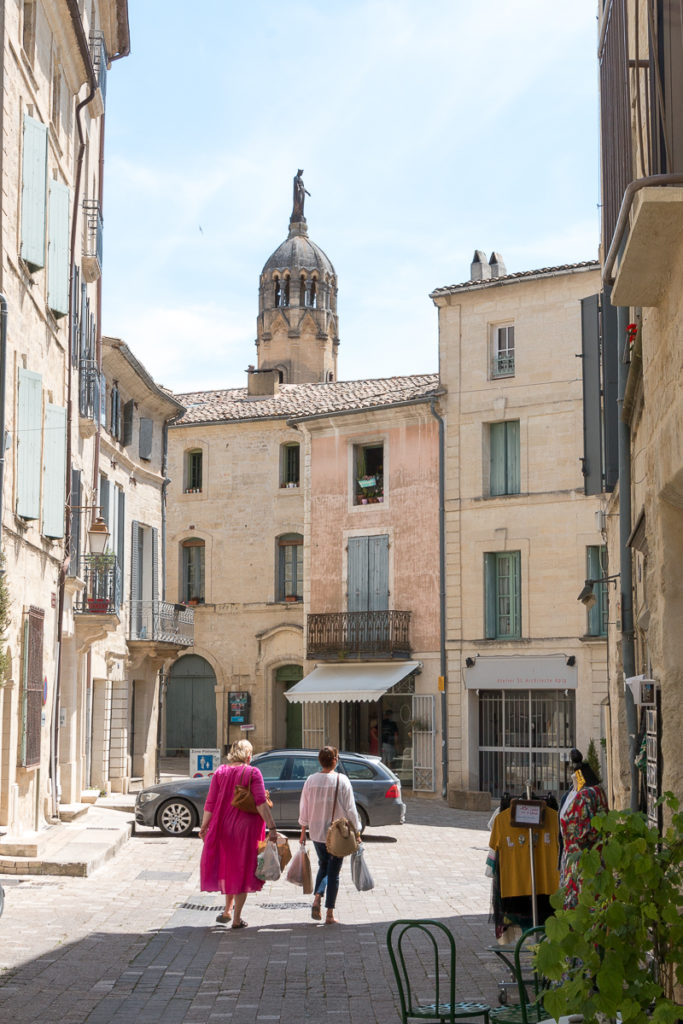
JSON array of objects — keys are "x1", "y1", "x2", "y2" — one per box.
[{"x1": 0, "y1": 796, "x2": 504, "y2": 1023}]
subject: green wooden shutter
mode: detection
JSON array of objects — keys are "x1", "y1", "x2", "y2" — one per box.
[
  {"x1": 20, "y1": 115, "x2": 48, "y2": 270},
  {"x1": 69, "y1": 469, "x2": 82, "y2": 576},
  {"x1": 17, "y1": 368, "x2": 43, "y2": 519},
  {"x1": 368, "y1": 534, "x2": 389, "y2": 610},
  {"x1": 587, "y1": 545, "x2": 607, "y2": 636},
  {"x1": 42, "y1": 404, "x2": 67, "y2": 537},
  {"x1": 348, "y1": 536, "x2": 368, "y2": 611},
  {"x1": 152, "y1": 527, "x2": 159, "y2": 603},
  {"x1": 490, "y1": 423, "x2": 506, "y2": 496},
  {"x1": 506, "y1": 421, "x2": 520, "y2": 494},
  {"x1": 99, "y1": 475, "x2": 110, "y2": 529},
  {"x1": 484, "y1": 552, "x2": 497, "y2": 638},
  {"x1": 47, "y1": 179, "x2": 70, "y2": 317}
]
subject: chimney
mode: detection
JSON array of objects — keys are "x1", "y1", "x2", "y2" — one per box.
[
  {"x1": 247, "y1": 366, "x2": 280, "y2": 397},
  {"x1": 470, "y1": 250, "x2": 491, "y2": 281},
  {"x1": 489, "y1": 252, "x2": 506, "y2": 279}
]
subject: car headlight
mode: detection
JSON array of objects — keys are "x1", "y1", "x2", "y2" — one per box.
[{"x1": 137, "y1": 791, "x2": 160, "y2": 805}]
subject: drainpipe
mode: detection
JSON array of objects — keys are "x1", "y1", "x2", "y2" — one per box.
[
  {"x1": 0, "y1": 295, "x2": 7, "y2": 556},
  {"x1": 51, "y1": 1, "x2": 97, "y2": 819},
  {"x1": 615, "y1": 306, "x2": 639, "y2": 811},
  {"x1": 430, "y1": 397, "x2": 448, "y2": 798}
]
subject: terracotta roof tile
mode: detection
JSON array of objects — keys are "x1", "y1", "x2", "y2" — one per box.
[{"x1": 173, "y1": 374, "x2": 441, "y2": 425}]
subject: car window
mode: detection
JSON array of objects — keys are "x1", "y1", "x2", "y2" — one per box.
[
  {"x1": 254, "y1": 755, "x2": 289, "y2": 782},
  {"x1": 289, "y1": 757, "x2": 320, "y2": 781},
  {"x1": 340, "y1": 759, "x2": 375, "y2": 780}
]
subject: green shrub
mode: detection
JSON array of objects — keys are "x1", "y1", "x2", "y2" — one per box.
[
  {"x1": 537, "y1": 795, "x2": 683, "y2": 1024},
  {"x1": 586, "y1": 737, "x2": 602, "y2": 783}
]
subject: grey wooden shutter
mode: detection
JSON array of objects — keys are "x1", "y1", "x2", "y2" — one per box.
[
  {"x1": 490, "y1": 423, "x2": 506, "y2": 496},
  {"x1": 506, "y1": 421, "x2": 520, "y2": 494},
  {"x1": 122, "y1": 400, "x2": 134, "y2": 446},
  {"x1": 601, "y1": 288, "x2": 619, "y2": 492},
  {"x1": 17, "y1": 368, "x2": 42, "y2": 519},
  {"x1": 42, "y1": 404, "x2": 67, "y2": 537},
  {"x1": 581, "y1": 294, "x2": 603, "y2": 495},
  {"x1": 152, "y1": 527, "x2": 159, "y2": 603},
  {"x1": 368, "y1": 534, "x2": 389, "y2": 610},
  {"x1": 139, "y1": 417, "x2": 153, "y2": 460},
  {"x1": 71, "y1": 267, "x2": 80, "y2": 364},
  {"x1": 348, "y1": 536, "x2": 368, "y2": 611},
  {"x1": 22, "y1": 607, "x2": 44, "y2": 768},
  {"x1": 20, "y1": 115, "x2": 48, "y2": 270},
  {"x1": 47, "y1": 178, "x2": 70, "y2": 317},
  {"x1": 69, "y1": 469, "x2": 82, "y2": 577},
  {"x1": 117, "y1": 488, "x2": 125, "y2": 581},
  {"x1": 484, "y1": 553, "x2": 497, "y2": 639},
  {"x1": 99, "y1": 476, "x2": 110, "y2": 528}
]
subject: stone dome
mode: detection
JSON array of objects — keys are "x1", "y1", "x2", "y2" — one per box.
[{"x1": 261, "y1": 223, "x2": 336, "y2": 278}]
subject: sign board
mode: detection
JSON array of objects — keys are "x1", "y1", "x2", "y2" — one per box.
[
  {"x1": 229, "y1": 691, "x2": 250, "y2": 724},
  {"x1": 510, "y1": 798, "x2": 545, "y2": 827},
  {"x1": 240, "y1": 723, "x2": 255, "y2": 732},
  {"x1": 189, "y1": 748, "x2": 221, "y2": 778},
  {"x1": 464, "y1": 655, "x2": 578, "y2": 691}
]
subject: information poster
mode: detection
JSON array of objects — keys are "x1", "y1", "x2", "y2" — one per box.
[{"x1": 229, "y1": 691, "x2": 250, "y2": 724}]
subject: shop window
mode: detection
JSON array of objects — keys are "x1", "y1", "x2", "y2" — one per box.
[
  {"x1": 484, "y1": 551, "x2": 521, "y2": 639},
  {"x1": 278, "y1": 533, "x2": 303, "y2": 601},
  {"x1": 489, "y1": 421, "x2": 520, "y2": 496},
  {"x1": 354, "y1": 443, "x2": 384, "y2": 505},
  {"x1": 185, "y1": 449, "x2": 203, "y2": 493},
  {"x1": 280, "y1": 443, "x2": 300, "y2": 488}
]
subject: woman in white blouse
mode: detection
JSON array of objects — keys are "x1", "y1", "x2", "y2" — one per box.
[{"x1": 298, "y1": 745, "x2": 361, "y2": 924}]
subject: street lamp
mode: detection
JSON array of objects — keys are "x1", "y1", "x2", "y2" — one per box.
[
  {"x1": 577, "y1": 573, "x2": 620, "y2": 609},
  {"x1": 88, "y1": 515, "x2": 110, "y2": 554}
]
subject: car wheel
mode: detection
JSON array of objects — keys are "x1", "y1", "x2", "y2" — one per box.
[
  {"x1": 157, "y1": 798, "x2": 196, "y2": 837},
  {"x1": 358, "y1": 807, "x2": 369, "y2": 834}
]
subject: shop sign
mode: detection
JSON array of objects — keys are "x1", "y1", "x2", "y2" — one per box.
[{"x1": 464, "y1": 654, "x2": 578, "y2": 690}]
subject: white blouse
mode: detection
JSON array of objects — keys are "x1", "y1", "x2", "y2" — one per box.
[{"x1": 298, "y1": 770, "x2": 361, "y2": 843}]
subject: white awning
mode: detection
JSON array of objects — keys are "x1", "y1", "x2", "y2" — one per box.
[
  {"x1": 284, "y1": 661, "x2": 421, "y2": 704},
  {"x1": 464, "y1": 654, "x2": 578, "y2": 691}
]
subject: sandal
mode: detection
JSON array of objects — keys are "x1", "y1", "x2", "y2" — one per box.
[
  {"x1": 231, "y1": 920, "x2": 248, "y2": 929},
  {"x1": 215, "y1": 912, "x2": 232, "y2": 923},
  {"x1": 311, "y1": 902, "x2": 322, "y2": 921}
]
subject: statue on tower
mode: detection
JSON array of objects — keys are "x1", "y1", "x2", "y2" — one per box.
[{"x1": 291, "y1": 169, "x2": 310, "y2": 221}]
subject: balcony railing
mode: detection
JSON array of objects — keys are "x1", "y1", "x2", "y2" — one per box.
[
  {"x1": 307, "y1": 610, "x2": 411, "y2": 659},
  {"x1": 79, "y1": 358, "x2": 100, "y2": 421},
  {"x1": 90, "y1": 31, "x2": 108, "y2": 105},
  {"x1": 129, "y1": 601, "x2": 194, "y2": 646},
  {"x1": 74, "y1": 554, "x2": 121, "y2": 615},
  {"x1": 492, "y1": 353, "x2": 515, "y2": 377},
  {"x1": 82, "y1": 199, "x2": 103, "y2": 282}
]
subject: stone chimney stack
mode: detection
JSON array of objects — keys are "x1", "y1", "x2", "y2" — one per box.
[
  {"x1": 489, "y1": 252, "x2": 507, "y2": 279},
  {"x1": 470, "y1": 250, "x2": 491, "y2": 281},
  {"x1": 247, "y1": 366, "x2": 280, "y2": 397}
]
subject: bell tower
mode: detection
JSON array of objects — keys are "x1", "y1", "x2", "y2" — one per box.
[{"x1": 256, "y1": 171, "x2": 339, "y2": 384}]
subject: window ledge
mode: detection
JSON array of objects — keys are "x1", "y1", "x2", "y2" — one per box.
[
  {"x1": 612, "y1": 186, "x2": 683, "y2": 307},
  {"x1": 579, "y1": 634, "x2": 607, "y2": 643}
]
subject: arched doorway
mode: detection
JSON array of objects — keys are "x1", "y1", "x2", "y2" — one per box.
[
  {"x1": 166, "y1": 655, "x2": 217, "y2": 753},
  {"x1": 274, "y1": 664, "x2": 303, "y2": 748}
]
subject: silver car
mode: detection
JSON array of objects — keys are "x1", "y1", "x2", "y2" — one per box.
[{"x1": 134, "y1": 749, "x2": 406, "y2": 838}]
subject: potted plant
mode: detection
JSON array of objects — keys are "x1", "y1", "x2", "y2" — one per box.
[
  {"x1": 537, "y1": 794, "x2": 683, "y2": 1024},
  {"x1": 86, "y1": 551, "x2": 116, "y2": 613}
]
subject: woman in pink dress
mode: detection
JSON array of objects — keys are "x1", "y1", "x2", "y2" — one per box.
[{"x1": 198, "y1": 739, "x2": 277, "y2": 929}]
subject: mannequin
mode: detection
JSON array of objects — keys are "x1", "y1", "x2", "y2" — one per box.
[{"x1": 559, "y1": 748, "x2": 608, "y2": 908}]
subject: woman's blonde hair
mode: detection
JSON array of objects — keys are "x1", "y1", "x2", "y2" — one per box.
[{"x1": 227, "y1": 739, "x2": 253, "y2": 764}]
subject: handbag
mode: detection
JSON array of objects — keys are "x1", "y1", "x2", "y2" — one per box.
[
  {"x1": 350, "y1": 842, "x2": 374, "y2": 891},
  {"x1": 231, "y1": 766, "x2": 273, "y2": 815},
  {"x1": 325, "y1": 775, "x2": 360, "y2": 858}
]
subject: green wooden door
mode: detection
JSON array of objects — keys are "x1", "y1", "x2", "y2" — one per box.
[
  {"x1": 277, "y1": 665, "x2": 303, "y2": 748},
  {"x1": 166, "y1": 655, "x2": 217, "y2": 752}
]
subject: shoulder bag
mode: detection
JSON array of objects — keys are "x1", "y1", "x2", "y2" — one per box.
[
  {"x1": 325, "y1": 774, "x2": 360, "y2": 858},
  {"x1": 231, "y1": 765, "x2": 273, "y2": 815}
]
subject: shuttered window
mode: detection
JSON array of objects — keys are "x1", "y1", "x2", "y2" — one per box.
[
  {"x1": 484, "y1": 551, "x2": 521, "y2": 639},
  {"x1": 42, "y1": 403, "x2": 67, "y2": 537},
  {"x1": 116, "y1": 486, "x2": 125, "y2": 585},
  {"x1": 490, "y1": 420, "x2": 520, "y2": 496},
  {"x1": 21, "y1": 606, "x2": 44, "y2": 768},
  {"x1": 139, "y1": 417, "x2": 153, "y2": 460},
  {"x1": 47, "y1": 178, "x2": 70, "y2": 317},
  {"x1": 69, "y1": 469, "x2": 82, "y2": 576},
  {"x1": 17, "y1": 368, "x2": 43, "y2": 519},
  {"x1": 348, "y1": 534, "x2": 389, "y2": 611},
  {"x1": 280, "y1": 443, "x2": 300, "y2": 487},
  {"x1": 20, "y1": 115, "x2": 48, "y2": 270},
  {"x1": 586, "y1": 545, "x2": 608, "y2": 637},
  {"x1": 185, "y1": 449, "x2": 202, "y2": 492},
  {"x1": 182, "y1": 539, "x2": 205, "y2": 603},
  {"x1": 110, "y1": 384, "x2": 121, "y2": 438},
  {"x1": 122, "y1": 400, "x2": 134, "y2": 446},
  {"x1": 278, "y1": 533, "x2": 302, "y2": 601}
]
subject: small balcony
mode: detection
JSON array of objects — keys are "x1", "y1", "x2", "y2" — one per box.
[
  {"x1": 491, "y1": 353, "x2": 515, "y2": 378},
  {"x1": 307, "y1": 610, "x2": 411, "y2": 660},
  {"x1": 79, "y1": 358, "x2": 100, "y2": 428},
  {"x1": 74, "y1": 554, "x2": 121, "y2": 616},
  {"x1": 129, "y1": 601, "x2": 194, "y2": 647},
  {"x1": 82, "y1": 199, "x2": 103, "y2": 282}
]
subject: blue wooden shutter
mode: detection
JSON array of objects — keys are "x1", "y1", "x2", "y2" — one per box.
[
  {"x1": 484, "y1": 552, "x2": 497, "y2": 638},
  {"x1": 117, "y1": 487, "x2": 125, "y2": 582},
  {"x1": 506, "y1": 421, "x2": 520, "y2": 494},
  {"x1": 587, "y1": 545, "x2": 607, "y2": 636},
  {"x1": 348, "y1": 536, "x2": 368, "y2": 611},
  {"x1": 47, "y1": 179, "x2": 70, "y2": 317},
  {"x1": 152, "y1": 527, "x2": 159, "y2": 603},
  {"x1": 17, "y1": 368, "x2": 42, "y2": 519},
  {"x1": 20, "y1": 115, "x2": 48, "y2": 270},
  {"x1": 69, "y1": 469, "x2": 81, "y2": 576},
  {"x1": 42, "y1": 404, "x2": 67, "y2": 537},
  {"x1": 139, "y1": 417, "x2": 153, "y2": 460},
  {"x1": 99, "y1": 475, "x2": 110, "y2": 530},
  {"x1": 490, "y1": 423, "x2": 506, "y2": 496},
  {"x1": 368, "y1": 534, "x2": 389, "y2": 610}
]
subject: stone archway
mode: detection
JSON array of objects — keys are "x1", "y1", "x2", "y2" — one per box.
[{"x1": 166, "y1": 654, "x2": 217, "y2": 754}]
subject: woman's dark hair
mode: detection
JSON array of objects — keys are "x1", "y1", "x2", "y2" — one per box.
[
  {"x1": 570, "y1": 747, "x2": 600, "y2": 788},
  {"x1": 318, "y1": 746, "x2": 338, "y2": 769}
]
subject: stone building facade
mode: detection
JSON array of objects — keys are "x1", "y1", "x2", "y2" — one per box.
[{"x1": 431, "y1": 255, "x2": 608, "y2": 804}]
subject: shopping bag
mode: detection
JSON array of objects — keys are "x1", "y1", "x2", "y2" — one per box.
[
  {"x1": 258, "y1": 834, "x2": 291, "y2": 870},
  {"x1": 255, "y1": 840, "x2": 281, "y2": 881},
  {"x1": 286, "y1": 843, "x2": 306, "y2": 886},
  {"x1": 350, "y1": 843, "x2": 374, "y2": 891},
  {"x1": 301, "y1": 847, "x2": 313, "y2": 894}
]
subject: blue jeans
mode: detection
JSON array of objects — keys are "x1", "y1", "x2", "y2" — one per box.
[{"x1": 313, "y1": 841, "x2": 343, "y2": 909}]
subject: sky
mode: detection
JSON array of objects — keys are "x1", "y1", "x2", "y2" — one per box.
[{"x1": 101, "y1": 0, "x2": 600, "y2": 395}]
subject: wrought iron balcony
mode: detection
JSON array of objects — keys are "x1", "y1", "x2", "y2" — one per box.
[
  {"x1": 82, "y1": 199, "x2": 103, "y2": 282},
  {"x1": 74, "y1": 554, "x2": 121, "y2": 615},
  {"x1": 79, "y1": 358, "x2": 100, "y2": 421},
  {"x1": 307, "y1": 610, "x2": 411, "y2": 660},
  {"x1": 129, "y1": 601, "x2": 194, "y2": 647}
]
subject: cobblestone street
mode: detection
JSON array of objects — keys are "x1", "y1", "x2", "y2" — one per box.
[{"x1": 0, "y1": 797, "x2": 503, "y2": 1023}]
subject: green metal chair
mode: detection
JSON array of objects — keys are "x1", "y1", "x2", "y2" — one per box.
[
  {"x1": 387, "y1": 919, "x2": 491, "y2": 1024},
  {"x1": 489, "y1": 926, "x2": 551, "y2": 1024}
]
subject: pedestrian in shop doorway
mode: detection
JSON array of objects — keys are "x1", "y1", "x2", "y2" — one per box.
[
  {"x1": 368, "y1": 718, "x2": 379, "y2": 756},
  {"x1": 381, "y1": 708, "x2": 399, "y2": 766}
]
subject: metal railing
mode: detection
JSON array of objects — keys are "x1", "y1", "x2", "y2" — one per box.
[
  {"x1": 79, "y1": 358, "x2": 100, "y2": 420},
  {"x1": 492, "y1": 353, "x2": 515, "y2": 377},
  {"x1": 307, "y1": 610, "x2": 411, "y2": 659},
  {"x1": 90, "y1": 31, "x2": 108, "y2": 105},
  {"x1": 129, "y1": 601, "x2": 194, "y2": 646},
  {"x1": 74, "y1": 554, "x2": 121, "y2": 615},
  {"x1": 82, "y1": 199, "x2": 103, "y2": 278}
]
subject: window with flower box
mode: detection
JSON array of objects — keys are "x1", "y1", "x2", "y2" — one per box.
[{"x1": 354, "y1": 443, "x2": 384, "y2": 505}]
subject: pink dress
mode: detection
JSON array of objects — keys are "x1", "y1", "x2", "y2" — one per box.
[{"x1": 200, "y1": 763, "x2": 267, "y2": 895}]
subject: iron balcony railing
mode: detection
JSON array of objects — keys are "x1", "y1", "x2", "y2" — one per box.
[
  {"x1": 82, "y1": 199, "x2": 103, "y2": 280},
  {"x1": 129, "y1": 601, "x2": 194, "y2": 646},
  {"x1": 492, "y1": 353, "x2": 515, "y2": 377},
  {"x1": 90, "y1": 30, "x2": 108, "y2": 105},
  {"x1": 74, "y1": 554, "x2": 121, "y2": 615},
  {"x1": 307, "y1": 610, "x2": 411, "y2": 659},
  {"x1": 79, "y1": 358, "x2": 100, "y2": 420}
]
